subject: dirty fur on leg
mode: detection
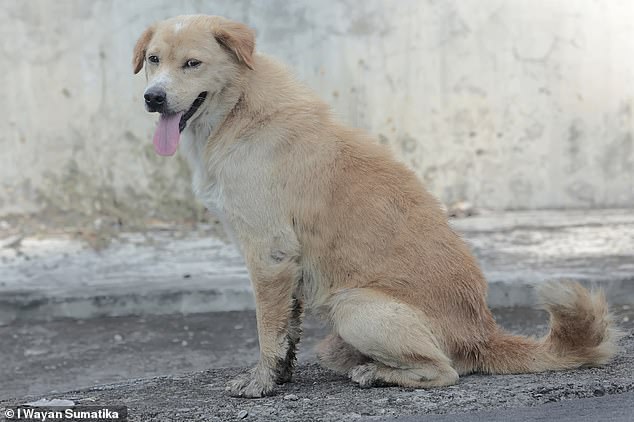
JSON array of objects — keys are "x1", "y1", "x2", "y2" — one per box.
[{"x1": 276, "y1": 295, "x2": 304, "y2": 384}]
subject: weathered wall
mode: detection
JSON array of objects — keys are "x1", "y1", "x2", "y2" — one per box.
[{"x1": 1, "y1": 0, "x2": 633, "y2": 220}]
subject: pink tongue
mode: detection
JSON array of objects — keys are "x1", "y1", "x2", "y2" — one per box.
[{"x1": 153, "y1": 112, "x2": 184, "y2": 156}]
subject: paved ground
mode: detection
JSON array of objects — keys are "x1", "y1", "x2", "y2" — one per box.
[
  {"x1": 1, "y1": 327, "x2": 632, "y2": 421},
  {"x1": 1, "y1": 209, "x2": 633, "y2": 323},
  {"x1": 0, "y1": 311, "x2": 324, "y2": 398},
  {"x1": 1, "y1": 209, "x2": 633, "y2": 420},
  {"x1": 2, "y1": 307, "x2": 632, "y2": 399},
  {"x1": 391, "y1": 392, "x2": 634, "y2": 422}
]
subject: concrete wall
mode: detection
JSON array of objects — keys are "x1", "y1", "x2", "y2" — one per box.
[{"x1": 1, "y1": 0, "x2": 633, "y2": 221}]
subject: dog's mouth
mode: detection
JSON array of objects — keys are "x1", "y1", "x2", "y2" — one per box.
[
  {"x1": 178, "y1": 92, "x2": 208, "y2": 133},
  {"x1": 153, "y1": 92, "x2": 207, "y2": 156}
]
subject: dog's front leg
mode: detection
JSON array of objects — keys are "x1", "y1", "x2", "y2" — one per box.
[
  {"x1": 275, "y1": 294, "x2": 303, "y2": 384},
  {"x1": 226, "y1": 244, "x2": 302, "y2": 398}
]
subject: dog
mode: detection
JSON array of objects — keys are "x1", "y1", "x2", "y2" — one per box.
[{"x1": 133, "y1": 15, "x2": 620, "y2": 398}]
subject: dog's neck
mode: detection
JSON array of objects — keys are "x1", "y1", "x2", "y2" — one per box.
[
  {"x1": 185, "y1": 55, "x2": 313, "y2": 151},
  {"x1": 187, "y1": 80, "x2": 244, "y2": 145},
  {"x1": 179, "y1": 55, "x2": 312, "y2": 204},
  {"x1": 178, "y1": 74, "x2": 246, "y2": 206}
]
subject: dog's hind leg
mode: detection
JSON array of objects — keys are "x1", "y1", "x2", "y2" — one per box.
[
  {"x1": 329, "y1": 288, "x2": 458, "y2": 389},
  {"x1": 316, "y1": 333, "x2": 370, "y2": 374}
]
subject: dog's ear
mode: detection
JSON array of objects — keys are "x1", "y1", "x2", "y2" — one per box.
[
  {"x1": 132, "y1": 26, "x2": 154, "y2": 74},
  {"x1": 213, "y1": 19, "x2": 256, "y2": 70}
]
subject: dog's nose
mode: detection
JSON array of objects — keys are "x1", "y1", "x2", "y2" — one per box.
[{"x1": 144, "y1": 88, "x2": 166, "y2": 112}]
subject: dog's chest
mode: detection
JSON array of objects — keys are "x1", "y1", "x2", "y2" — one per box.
[
  {"x1": 180, "y1": 129, "x2": 218, "y2": 201},
  {"x1": 179, "y1": 130, "x2": 241, "y2": 248}
]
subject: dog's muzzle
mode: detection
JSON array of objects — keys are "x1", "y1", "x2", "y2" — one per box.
[{"x1": 144, "y1": 87, "x2": 167, "y2": 113}]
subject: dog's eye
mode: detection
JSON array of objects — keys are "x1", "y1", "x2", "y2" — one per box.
[
  {"x1": 184, "y1": 59, "x2": 201, "y2": 68},
  {"x1": 148, "y1": 55, "x2": 159, "y2": 64}
]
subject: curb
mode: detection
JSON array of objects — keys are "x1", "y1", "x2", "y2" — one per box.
[
  {"x1": 1, "y1": 209, "x2": 633, "y2": 323},
  {"x1": 1, "y1": 275, "x2": 632, "y2": 325}
]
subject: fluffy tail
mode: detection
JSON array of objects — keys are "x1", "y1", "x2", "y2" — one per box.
[{"x1": 479, "y1": 281, "x2": 622, "y2": 374}]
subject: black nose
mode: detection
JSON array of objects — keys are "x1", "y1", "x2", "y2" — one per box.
[{"x1": 144, "y1": 88, "x2": 166, "y2": 112}]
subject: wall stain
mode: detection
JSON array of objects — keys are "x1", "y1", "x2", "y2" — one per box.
[
  {"x1": 377, "y1": 134, "x2": 389, "y2": 145},
  {"x1": 601, "y1": 133, "x2": 633, "y2": 179},
  {"x1": 566, "y1": 119, "x2": 586, "y2": 173},
  {"x1": 400, "y1": 133, "x2": 418, "y2": 153},
  {"x1": 509, "y1": 178, "x2": 533, "y2": 204},
  {"x1": 524, "y1": 122, "x2": 544, "y2": 141},
  {"x1": 566, "y1": 180, "x2": 596, "y2": 204}
]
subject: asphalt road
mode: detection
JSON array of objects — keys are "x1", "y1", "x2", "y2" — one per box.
[
  {"x1": 2, "y1": 349, "x2": 633, "y2": 422},
  {"x1": 390, "y1": 391, "x2": 634, "y2": 422},
  {"x1": 1, "y1": 310, "x2": 633, "y2": 421},
  {"x1": 5, "y1": 307, "x2": 632, "y2": 399}
]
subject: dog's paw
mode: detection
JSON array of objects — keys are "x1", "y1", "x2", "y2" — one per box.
[
  {"x1": 226, "y1": 369, "x2": 275, "y2": 398},
  {"x1": 349, "y1": 363, "x2": 378, "y2": 388},
  {"x1": 275, "y1": 365, "x2": 293, "y2": 384}
]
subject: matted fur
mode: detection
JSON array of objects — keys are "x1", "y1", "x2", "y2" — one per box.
[{"x1": 133, "y1": 15, "x2": 621, "y2": 398}]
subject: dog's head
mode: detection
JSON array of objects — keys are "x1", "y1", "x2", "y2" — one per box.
[{"x1": 132, "y1": 15, "x2": 255, "y2": 156}]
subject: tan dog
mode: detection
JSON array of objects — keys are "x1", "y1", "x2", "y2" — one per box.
[{"x1": 133, "y1": 15, "x2": 620, "y2": 398}]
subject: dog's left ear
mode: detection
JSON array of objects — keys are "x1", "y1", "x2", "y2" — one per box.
[
  {"x1": 132, "y1": 26, "x2": 154, "y2": 74},
  {"x1": 213, "y1": 19, "x2": 256, "y2": 70}
]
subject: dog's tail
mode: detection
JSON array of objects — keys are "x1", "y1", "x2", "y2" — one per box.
[{"x1": 478, "y1": 281, "x2": 621, "y2": 374}]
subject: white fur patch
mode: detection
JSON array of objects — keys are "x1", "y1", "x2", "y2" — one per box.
[
  {"x1": 145, "y1": 72, "x2": 172, "y2": 94},
  {"x1": 179, "y1": 126, "x2": 242, "y2": 253}
]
